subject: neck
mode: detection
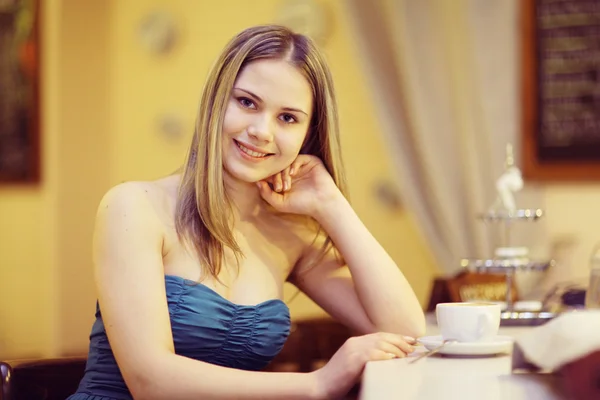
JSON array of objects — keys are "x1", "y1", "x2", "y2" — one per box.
[{"x1": 223, "y1": 174, "x2": 265, "y2": 221}]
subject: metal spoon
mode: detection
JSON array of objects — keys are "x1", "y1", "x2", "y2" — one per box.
[{"x1": 409, "y1": 339, "x2": 457, "y2": 364}]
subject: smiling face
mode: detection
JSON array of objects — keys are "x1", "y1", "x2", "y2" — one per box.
[
  {"x1": 221, "y1": 58, "x2": 313, "y2": 184},
  {"x1": 176, "y1": 25, "x2": 347, "y2": 282}
]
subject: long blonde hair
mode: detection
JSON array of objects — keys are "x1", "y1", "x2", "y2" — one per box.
[{"x1": 175, "y1": 25, "x2": 347, "y2": 281}]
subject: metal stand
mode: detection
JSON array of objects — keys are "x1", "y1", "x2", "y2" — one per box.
[{"x1": 460, "y1": 209, "x2": 557, "y2": 326}]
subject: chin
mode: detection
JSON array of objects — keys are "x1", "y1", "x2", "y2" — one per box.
[{"x1": 224, "y1": 164, "x2": 272, "y2": 184}]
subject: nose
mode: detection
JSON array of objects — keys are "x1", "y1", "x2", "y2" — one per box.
[{"x1": 247, "y1": 114, "x2": 273, "y2": 143}]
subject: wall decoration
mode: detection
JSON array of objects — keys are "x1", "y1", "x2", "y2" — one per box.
[
  {"x1": 276, "y1": 0, "x2": 331, "y2": 46},
  {"x1": 0, "y1": 0, "x2": 40, "y2": 183}
]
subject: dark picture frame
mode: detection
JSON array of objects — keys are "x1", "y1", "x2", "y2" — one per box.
[{"x1": 0, "y1": 0, "x2": 40, "y2": 183}]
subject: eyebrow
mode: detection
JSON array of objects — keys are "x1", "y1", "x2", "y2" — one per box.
[{"x1": 234, "y1": 87, "x2": 309, "y2": 116}]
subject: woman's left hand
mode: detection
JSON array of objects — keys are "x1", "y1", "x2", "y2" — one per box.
[{"x1": 256, "y1": 154, "x2": 342, "y2": 218}]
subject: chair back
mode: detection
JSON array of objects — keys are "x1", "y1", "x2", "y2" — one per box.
[{"x1": 0, "y1": 357, "x2": 86, "y2": 400}]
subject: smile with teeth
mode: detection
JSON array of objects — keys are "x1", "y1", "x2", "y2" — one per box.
[{"x1": 235, "y1": 140, "x2": 272, "y2": 158}]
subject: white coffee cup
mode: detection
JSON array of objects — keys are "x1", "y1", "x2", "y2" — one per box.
[{"x1": 436, "y1": 302, "x2": 502, "y2": 343}]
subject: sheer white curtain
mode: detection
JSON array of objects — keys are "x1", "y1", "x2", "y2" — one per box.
[{"x1": 344, "y1": 0, "x2": 548, "y2": 279}]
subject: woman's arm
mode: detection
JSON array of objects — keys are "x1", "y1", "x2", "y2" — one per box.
[
  {"x1": 291, "y1": 192, "x2": 426, "y2": 339},
  {"x1": 259, "y1": 155, "x2": 426, "y2": 338},
  {"x1": 94, "y1": 183, "x2": 318, "y2": 400}
]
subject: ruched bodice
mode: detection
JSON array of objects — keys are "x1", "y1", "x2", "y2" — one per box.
[{"x1": 67, "y1": 275, "x2": 291, "y2": 400}]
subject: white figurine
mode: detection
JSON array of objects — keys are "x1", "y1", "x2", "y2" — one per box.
[
  {"x1": 491, "y1": 144, "x2": 529, "y2": 260},
  {"x1": 493, "y1": 144, "x2": 523, "y2": 213}
]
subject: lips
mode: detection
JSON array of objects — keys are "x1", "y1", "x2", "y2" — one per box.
[{"x1": 234, "y1": 139, "x2": 274, "y2": 158}]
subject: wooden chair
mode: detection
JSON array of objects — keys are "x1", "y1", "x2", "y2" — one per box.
[
  {"x1": 266, "y1": 318, "x2": 359, "y2": 399},
  {"x1": 265, "y1": 317, "x2": 355, "y2": 373},
  {"x1": 0, "y1": 357, "x2": 86, "y2": 400}
]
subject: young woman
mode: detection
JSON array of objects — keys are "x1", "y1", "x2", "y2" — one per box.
[{"x1": 68, "y1": 24, "x2": 425, "y2": 400}]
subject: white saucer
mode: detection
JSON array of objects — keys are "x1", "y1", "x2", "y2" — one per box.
[{"x1": 417, "y1": 335, "x2": 514, "y2": 356}]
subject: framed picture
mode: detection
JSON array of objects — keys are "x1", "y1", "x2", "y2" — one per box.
[
  {"x1": 522, "y1": 0, "x2": 600, "y2": 180},
  {"x1": 0, "y1": 0, "x2": 40, "y2": 183}
]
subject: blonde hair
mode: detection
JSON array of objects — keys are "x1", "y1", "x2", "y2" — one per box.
[{"x1": 175, "y1": 25, "x2": 347, "y2": 281}]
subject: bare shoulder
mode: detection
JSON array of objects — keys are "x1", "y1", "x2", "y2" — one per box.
[
  {"x1": 94, "y1": 182, "x2": 172, "y2": 265},
  {"x1": 96, "y1": 180, "x2": 171, "y2": 226},
  {"x1": 98, "y1": 180, "x2": 158, "y2": 208}
]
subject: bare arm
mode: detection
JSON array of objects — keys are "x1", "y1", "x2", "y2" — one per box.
[
  {"x1": 94, "y1": 183, "x2": 318, "y2": 400},
  {"x1": 290, "y1": 194, "x2": 425, "y2": 339}
]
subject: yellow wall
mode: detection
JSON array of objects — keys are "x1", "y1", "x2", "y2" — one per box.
[
  {"x1": 0, "y1": 0, "x2": 437, "y2": 358},
  {"x1": 545, "y1": 185, "x2": 600, "y2": 282},
  {"x1": 0, "y1": 188, "x2": 48, "y2": 357}
]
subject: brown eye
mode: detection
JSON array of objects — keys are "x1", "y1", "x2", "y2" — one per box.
[
  {"x1": 238, "y1": 97, "x2": 256, "y2": 109},
  {"x1": 280, "y1": 113, "x2": 297, "y2": 124}
]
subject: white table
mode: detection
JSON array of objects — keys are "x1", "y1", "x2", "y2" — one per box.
[{"x1": 359, "y1": 317, "x2": 567, "y2": 400}]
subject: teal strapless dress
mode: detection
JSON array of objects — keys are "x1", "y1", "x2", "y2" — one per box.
[{"x1": 67, "y1": 275, "x2": 291, "y2": 400}]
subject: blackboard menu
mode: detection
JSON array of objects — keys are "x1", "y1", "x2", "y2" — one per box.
[{"x1": 536, "y1": 0, "x2": 600, "y2": 161}]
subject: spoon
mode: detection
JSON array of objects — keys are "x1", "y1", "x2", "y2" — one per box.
[{"x1": 409, "y1": 339, "x2": 457, "y2": 364}]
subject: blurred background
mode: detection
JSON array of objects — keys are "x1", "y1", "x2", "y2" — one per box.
[{"x1": 1, "y1": 0, "x2": 599, "y2": 362}]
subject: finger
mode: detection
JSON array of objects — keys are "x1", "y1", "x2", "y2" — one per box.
[
  {"x1": 377, "y1": 333, "x2": 415, "y2": 354},
  {"x1": 368, "y1": 348, "x2": 398, "y2": 361},
  {"x1": 376, "y1": 341, "x2": 408, "y2": 359},
  {"x1": 256, "y1": 181, "x2": 282, "y2": 205},
  {"x1": 403, "y1": 336, "x2": 417, "y2": 345},
  {"x1": 281, "y1": 167, "x2": 292, "y2": 192},
  {"x1": 274, "y1": 172, "x2": 283, "y2": 192}
]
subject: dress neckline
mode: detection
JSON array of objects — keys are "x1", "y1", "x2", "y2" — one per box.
[{"x1": 164, "y1": 274, "x2": 290, "y2": 310}]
